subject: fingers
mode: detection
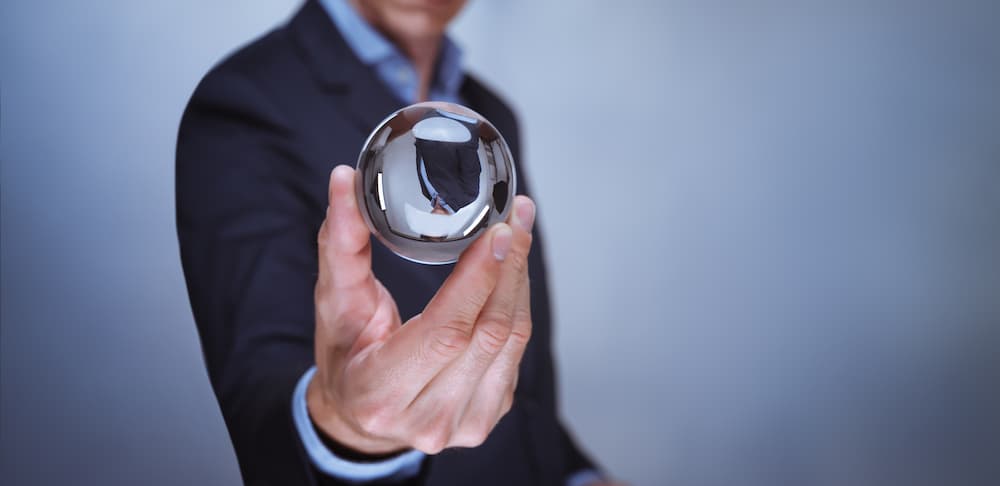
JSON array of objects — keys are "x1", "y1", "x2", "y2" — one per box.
[
  {"x1": 367, "y1": 222, "x2": 510, "y2": 399},
  {"x1": 481, "y1": 196, "x2": 535, "y2": 388},
  {"x1": 405, "y1": 197, "x2": 536, "y2": 448},
  {"x1": 446, "y1": 197, "x2": 534, "y2": 386},
  {"x1": 422, "y1": 223, "x2": 512, "y2": 328},
  {"x1": 453, "y1": 276, "x2": 531, "y2": 443},
  {"x1": 421, "y1": 196, "x2": 534, "y2": 342},
  {"x1": 348, "y1": 197, "x2": 537, "y2": 453},
  {"x1": 451, "y1": 198, "x2": 535, "y2": 446},
  {"x1": 316, "y1": 165, "x2": 379, "y2": 346}
]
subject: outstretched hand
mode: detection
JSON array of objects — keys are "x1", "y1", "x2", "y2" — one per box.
[{"x1": 307, "y1": 165, "x2": 536, "y2": 455}]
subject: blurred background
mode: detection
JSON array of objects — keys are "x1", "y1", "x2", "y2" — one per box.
[{"x1": 2, "y1": 1, "x2": 998, "y2": 485}]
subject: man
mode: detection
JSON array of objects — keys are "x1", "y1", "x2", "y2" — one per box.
[
  {"x1": 176, "y1": 0, "x2": 615, "y2": 484},
  {"x1": 413, "y1": 109, "x2": 483, "y2": 215}
]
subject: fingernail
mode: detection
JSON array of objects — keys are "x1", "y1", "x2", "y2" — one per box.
[
  {"x1": 492, "y1": 224, "x2": 513, "y2": 261},
  {"x1": 514, "y1": 199, "x2": 535, "y2": 233}
]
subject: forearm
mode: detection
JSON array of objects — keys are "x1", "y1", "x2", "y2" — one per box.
[{"x1": 209, "y1": 343, "x2": 315, "y2": 484}]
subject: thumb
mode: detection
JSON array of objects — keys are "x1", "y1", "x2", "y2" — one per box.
[{"x1": 316, "y1": 165, "x2": 377, "y2": 341}]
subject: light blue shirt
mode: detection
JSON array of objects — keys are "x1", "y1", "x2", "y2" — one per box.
[
  {"x1": 295, "y1": 1, "x2": 601, "y2": 484},
  {"x1": 322, "y1": 0, "x2": 463, "y2": 105}
]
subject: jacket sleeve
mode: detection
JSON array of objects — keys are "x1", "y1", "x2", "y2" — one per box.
[
  {"x1": 558, "y1": 420, "x2": 602, "y2": 481},
  {"x1": 177, "y1": 66, "x2": 419, "y2": 486}
]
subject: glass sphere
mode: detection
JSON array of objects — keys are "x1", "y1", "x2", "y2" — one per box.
[{"x1": 355, "y1": 101, "x2": 517, "y2": 265}]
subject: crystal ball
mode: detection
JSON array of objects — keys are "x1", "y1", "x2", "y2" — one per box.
[{"x1": 355, "y1": 101, "x2": 517, "y2": 265}]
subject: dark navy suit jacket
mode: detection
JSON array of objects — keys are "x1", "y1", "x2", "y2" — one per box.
[{"x1": 176, "y1": 1, "x2": 595, "y2": 484}]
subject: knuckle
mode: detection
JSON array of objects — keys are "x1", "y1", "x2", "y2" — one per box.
[
  {"x1": 460, "y1": 273, "x2": 495, "y2": 310},
  {"x1": 466, "y1": 415, "x2": 494, "y2": 447},
  {"x1": 463, "y1": 292, "x2": 492, "y2": 321},
  {"x1": 427, "y1": 324, "x2": 472, "y2": 360},
  {"x1": 315, "y1": 295, "x2": 366, "y2": 329},
  {"x1": 474, "y1": 422, "x2": 492, "y2": 446},
  {"x1": 454, "y1": 426, "x2": 490, "y2": 448},
  {"x1": 451, "y1": 302, "x2": 481, "y2": 327},
  {"x1": 473, "y1": 320, "x2": 512, "y2": 357},
  {"x1": 413, "y1": 427, "x2": 451, "y2": 455},
  {"x1": 499, "y1": 393, "x2": 515, "y2": 417},
  {"x1": 313, "y1": 290, "x2": 332, "y2": 319},
  {"x1": 509, "y1": 248, "x2": 530, "y2": 275},
  {"x1": 354, "y1": 404, "x2": 391, "y2": 436},
  {"x1": 317, "y1": 223, "x2": 329, "y2": 246},
  {"x1": 471, "y1": 430, "x2": 489, "y2": 447},
  {"x1": 480, "y1": 305, "x2": 515, "y2": 326},
  {"x1": 507, "y1": 325, "x2": 532, "y2": 348},
  {"x1": 337, "y1": 298, "x2": 371, "y2": 325}
]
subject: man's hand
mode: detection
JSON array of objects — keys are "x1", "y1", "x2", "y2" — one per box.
[{"x1": 307, "y1": 165, "x2": 536, "y2": 456}]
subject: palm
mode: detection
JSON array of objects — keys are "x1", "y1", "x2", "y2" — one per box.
[{"x1": 312, "y1": 166, "x2": 537, "y2": 455}]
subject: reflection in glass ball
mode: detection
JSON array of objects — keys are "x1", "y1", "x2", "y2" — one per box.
[{"x1": 355, "y1": 102, "x2": 517, "y2": 265}]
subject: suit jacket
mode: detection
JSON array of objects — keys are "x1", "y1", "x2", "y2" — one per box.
[{"x1": 176, "y1": 1, "x2": 595, "y2": 484}]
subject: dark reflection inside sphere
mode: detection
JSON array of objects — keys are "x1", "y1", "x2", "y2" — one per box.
[{"x1": 355, "y1": 102, "x2": 516, "y2": 264}]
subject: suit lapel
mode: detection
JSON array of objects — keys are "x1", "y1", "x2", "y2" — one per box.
[
  {"x1": 287, "y1": 1, "x2": 458, "y2": 297},
  {"x1": 287, "y1": 0, "x2": 518, "y2": 151},
  {"x1": 288, "y1": 0, "x2": 406, "y2": 133}
]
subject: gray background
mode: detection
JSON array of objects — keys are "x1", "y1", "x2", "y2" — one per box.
[{"x1": 2, "y1": 1, "x2": 998, "y2": 485}]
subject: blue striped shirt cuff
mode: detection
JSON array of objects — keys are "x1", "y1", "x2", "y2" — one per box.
[
  {"x1": 292, "y1": 366, "x2": 426, "y2": 482},
  {"x1": 566, "y1": 468, "x2": 604, "y2": 486}
]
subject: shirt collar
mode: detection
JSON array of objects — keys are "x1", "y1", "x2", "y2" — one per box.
[
  {"x1": 322, "y1": 0, "x2": 395, "y2": 65},
  {"x1": 321, "y1": 0, "x2": 464, "y2": 102}
]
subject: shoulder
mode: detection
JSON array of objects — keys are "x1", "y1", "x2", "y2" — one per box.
[
  {"x1": 186, "y1": 27, "x2": 297, "y2": 116},
  {"x1": 176, "y1": 25, "x2": 305, "y2": 182},
  {"x1": 462, "y1": 74, "x2": 521, "y2": 156},
  {"x1": 463, "y1": 74, "x2": 518, "y2": 129}
]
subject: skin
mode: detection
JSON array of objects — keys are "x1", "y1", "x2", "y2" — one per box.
[
  {"x1": 309, "y1": 165, "x2": 534, "y2": 455},
  {"x1": 310, "y1": 4, "x2": 623, "y2": 484}
]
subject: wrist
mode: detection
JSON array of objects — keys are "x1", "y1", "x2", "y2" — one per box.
[{"x1": 306, "y1": 373, "x2": 407, "y2": 456}]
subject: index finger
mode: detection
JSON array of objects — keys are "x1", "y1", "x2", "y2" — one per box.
[{"x1": 362, "y1": 222, "x2": 512, "y2": 399}]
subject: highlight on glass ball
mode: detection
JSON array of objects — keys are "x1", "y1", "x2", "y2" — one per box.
[{"x1": 355, "y1": 101, "x2": 517, "y2": 265}]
